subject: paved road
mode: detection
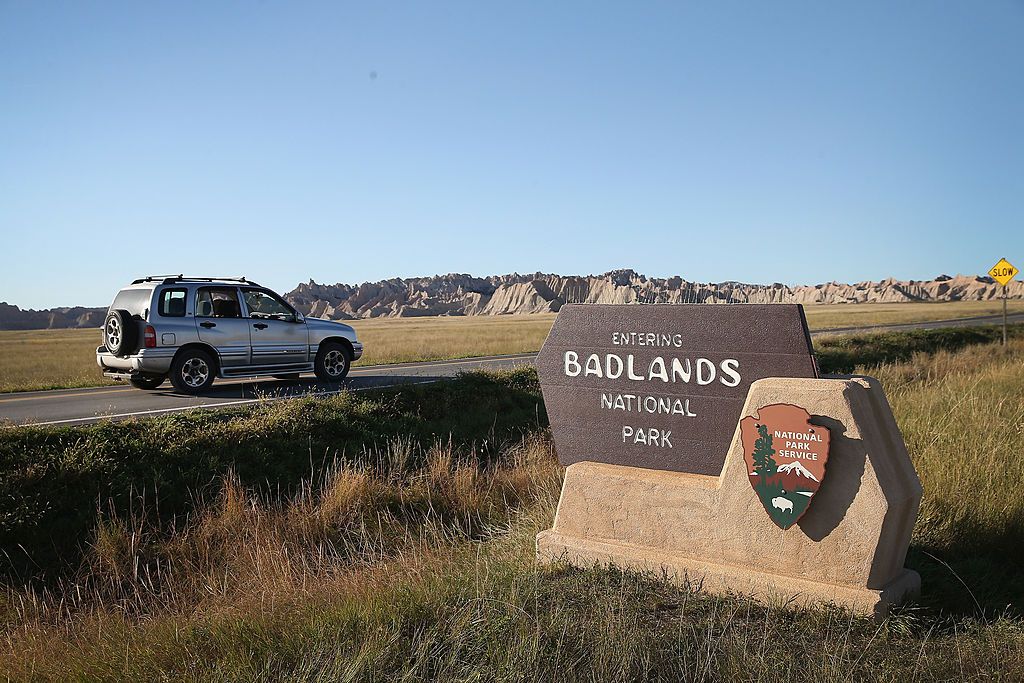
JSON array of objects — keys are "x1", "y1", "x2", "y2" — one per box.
[{"x1": 2, "y1": 312, "x2": 1021, "y2": 427}]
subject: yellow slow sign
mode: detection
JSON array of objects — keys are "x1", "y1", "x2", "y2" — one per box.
[{"x1": 989, "y1": 258, "x2": 1019, "y2": 287}]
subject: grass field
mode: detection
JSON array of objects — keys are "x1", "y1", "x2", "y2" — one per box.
[
  {"x1": 1, "y1": 300, "x2": 1022, "y2": 392},
  {"x1": 1, "y1": 330, "x2": 1024, "y2": 679},
  {"x1": 0, "y1": 315, "x2": 557, "y2": 393}
]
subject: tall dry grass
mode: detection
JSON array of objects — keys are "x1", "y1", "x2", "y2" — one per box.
[
  {"x1": 3, "y1": 340, "x2": 1024, "y2": 680},
  {"x1": 1, "y1": 435, "x2": 562, "y2": 667},
  {"x1": 870, "y1": 340, "x2": 1024, "y2": 614},
  {"x1": 875, "y1": 341, "x2": 1024, "y2": 542}
]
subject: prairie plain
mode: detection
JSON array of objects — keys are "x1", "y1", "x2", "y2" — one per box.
[
  {"x1": 1, "y1": 299, "x2": 1022, "y2": 393},
  {"x1": 1, "y1": 331, "x2": 1023, "y2": 680}
]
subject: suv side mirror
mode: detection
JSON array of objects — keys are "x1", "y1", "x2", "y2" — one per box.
[{"x1": 294, "y1": 313, "x2": 304, "y2": 323}]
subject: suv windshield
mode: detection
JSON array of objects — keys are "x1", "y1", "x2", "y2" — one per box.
[
  {"x1": 243, "y1": 289, "x2": 295, "y2": 321},
  {"x1": 109, "y1": 288, "x2": 153, "y2": 318}
]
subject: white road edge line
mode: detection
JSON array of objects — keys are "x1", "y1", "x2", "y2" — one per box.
[{"x1": 12, "y1": 379, "x2": 442, "y2": 428}]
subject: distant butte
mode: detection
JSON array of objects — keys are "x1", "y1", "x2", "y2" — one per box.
[{"x1": 284, "y1": 270, "x2": 1022, "y2": 321}]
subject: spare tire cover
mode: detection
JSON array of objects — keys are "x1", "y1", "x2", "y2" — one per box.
[{"x1": 104, "y1": 309, "x2": 139, "y2": 357}]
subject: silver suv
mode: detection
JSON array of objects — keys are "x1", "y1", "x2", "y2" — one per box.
[{"x1": 96, "y1": 276, "x2": 363, "y2": 393}]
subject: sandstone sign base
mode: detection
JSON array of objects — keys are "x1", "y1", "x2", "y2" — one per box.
[{"x1": 536, "y1": 377, "x2": 923, "y2": 618}]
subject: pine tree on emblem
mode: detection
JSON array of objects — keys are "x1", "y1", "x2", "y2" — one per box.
[{"x1": 752, "y1": 423, "x2": 778, "y2": 481}]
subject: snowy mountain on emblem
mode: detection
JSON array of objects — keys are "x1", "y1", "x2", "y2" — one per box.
[{"x1": 776, "y1": 460, "x2": 819, "y2": 482}]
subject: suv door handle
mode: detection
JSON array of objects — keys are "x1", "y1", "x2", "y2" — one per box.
[
  {"x1": 200, "y1": 321, "x2": 216, "y2": 329},
  {"x1": 253, "y1": 323, "x2": 268, "y2": 330}
]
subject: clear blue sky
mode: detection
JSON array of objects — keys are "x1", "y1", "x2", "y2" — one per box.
[{"x1": 2, "y1": 1, "x2": 1021, "y2": 308}]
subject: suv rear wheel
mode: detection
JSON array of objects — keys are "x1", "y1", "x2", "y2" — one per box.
[
  {"x1": 314, "y1": 342, "x2": 351, "y2": 382},
  {"x1": 130, "y1": 374, "x2": 166, "y2": 390},
  {"x1": 170, "y1": 349, "x2": 217, "y2": 394}
]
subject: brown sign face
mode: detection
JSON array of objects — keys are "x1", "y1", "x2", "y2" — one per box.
[
  {"x1": 740, "y1": 403, "x2": 831, "y2": 529},
  {"x1": 536, "y1": 304, "x2": 817, "y2": 476}
]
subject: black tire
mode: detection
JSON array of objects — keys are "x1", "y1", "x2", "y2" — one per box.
[
  {"x1": 314, "y1": 342, "x2": 351, "y2": 382},
  {"x1": 272, "y1": 374, "x2": 301, "y2": 380},
  {"x1": 104, "y1": 309, "x2": 138, "y2": 357},
  {"x1": 170, "y1": 348, "x2": 217, "y2": 394},
  {"x1": 129, "y1": 374, "x2": 166, "y2": 390}
]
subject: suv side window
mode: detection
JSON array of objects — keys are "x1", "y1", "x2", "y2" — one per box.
[
  {"x1": 243, "y1": 289, "x2": 296, "y2": 321},
  {"x1": 196, "y1": 287, "x2": 242, "y2": 318},
  {"x1": 158, "y1": 288, "x2": 187, "y2": 317}
]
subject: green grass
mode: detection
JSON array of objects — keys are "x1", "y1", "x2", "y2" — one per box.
[
  {"x1": 3, "y1": 329, "x2": 1024, "y2": 679},
  {"x1": 3, "y1": 300, "x2": 1022, "y2": 392},
  {"x1": 815, "y1": 322, "x2": 1024, "y2": 373},
  {"x1": 0, "y1": 368, "x2": 544, "y2": 580}
]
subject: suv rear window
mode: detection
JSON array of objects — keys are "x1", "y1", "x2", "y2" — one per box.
[
  {"x1": 109, "y1": 288, "x2": 153, "y2": 318},
  {"x1": 158, "y1": 288, "x2": 187, "y2": 317}
]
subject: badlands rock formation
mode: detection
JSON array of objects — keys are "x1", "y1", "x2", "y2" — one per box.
[
  {"x1": 3, "y1": 270, "x2": 1021, "y2": 329},
  {"x1": 0, "y1": 302, "x2": 106, "y2": 330},
  {"x1": 284, "y1": 270, "x2": 1024, "y2": 320}
]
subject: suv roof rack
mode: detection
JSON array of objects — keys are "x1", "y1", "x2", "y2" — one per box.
[
  {"x1": 132, "y1": 274, "x2": 183, "y2": 284},
  {"x1": 131, "y1": 275, "x2": 262, "y2": 286}
]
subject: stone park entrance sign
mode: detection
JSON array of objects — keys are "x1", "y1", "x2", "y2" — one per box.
[
  {"x1": 536, "y1": 304, "x2": 818, "y2": 476},
  {"x1": 536, "y1": 304, "x2": 923, "y2": 617}
]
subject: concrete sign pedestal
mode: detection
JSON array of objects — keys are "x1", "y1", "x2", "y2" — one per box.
[{"x1": 537, "y1": 376, "x2": 923, "y2": 617}]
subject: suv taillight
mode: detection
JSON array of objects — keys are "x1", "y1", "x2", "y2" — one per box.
[{"x1": 144, "y1": 325, "x2": 157, "y2": 348}]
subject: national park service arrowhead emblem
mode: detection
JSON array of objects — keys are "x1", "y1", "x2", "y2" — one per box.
[{"x1": 740, "y1": 404, "x2": 830, "y2": 530}]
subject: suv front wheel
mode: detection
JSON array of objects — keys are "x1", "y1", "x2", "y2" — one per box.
[
  {"x1": 170, "y1": 349, "x2": 217, "y2": 394},
  {"x1": 314, "y1": 342, "x2": 351, "y2": 382}
]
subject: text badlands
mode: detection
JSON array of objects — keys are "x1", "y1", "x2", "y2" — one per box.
[{"x1": 564, "y1": 351, "x2": 741, "y2": 387}]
